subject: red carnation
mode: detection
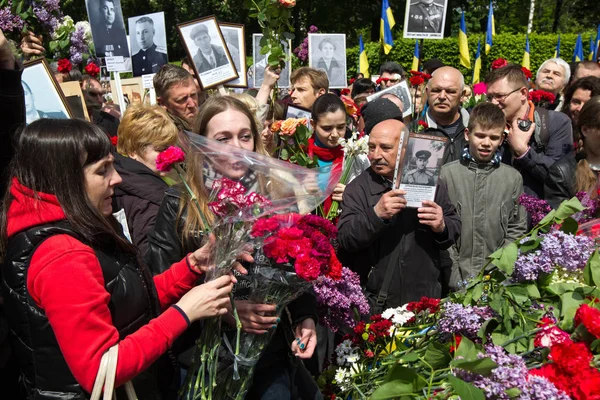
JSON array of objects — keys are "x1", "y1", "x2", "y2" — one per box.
[
  {"x1": 110, "y1": 136, "x2": 118, "y2": 147},
  {"x1": 340, "y1": 88, "x2": 350, "y2": 96},
  {"x1": 251, "y1": 217, "x2": 281, "y2": 237},
  {"x1": 155, "y1": 146, "x2": 186, "y2": 172},
  {"x1": 491, "y1": 58, "x2": 508, "y2": 70},
  {"x1": 376, "y1": 77, "x2": 389, "y2": 85},
  {"x1": 529, "y1": 90, "x2": 556, "y2": 104},
  {"x1": 409, "y1": 75, "x2": 425, "y2": 87},
  {"x1": 521, "y1": 67, "x2": 532, "y2": 80},
  {"x1": 327, "y1": 249, "x2": 343, "y2": 280},
  {"x1": 406, "y1": 296, "x2": 440, "y2": 314},
  {"x1": 295, "y1": 252, "x2": 322, "y2": 281},
  {"x1": 417, "y1": 120, "x2": 429, "y2": 129},
  {"x1": 85, "y1": 62, "x2": 100, "y2": 77},
  {"x1": 575, "y1": 303, "x2": 600, "y2": 339},
  {"x1": 57, "y1": 58, "x2": 72, "y2": 73},
  {"x1": 449, "y1": 335, "x2": 462, "y2": 353}
]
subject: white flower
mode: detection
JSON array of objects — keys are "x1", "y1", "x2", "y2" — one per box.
[
  {"x1": 346, "y1": 353, "x2": 360, "y2": 364},
  {"x1": 334, "y1": 367, "x2": 349, "y2": 383},
  {"x1": 75, "y1": 21, "x2": 93, "y2": 44},
  {"x1": 382, "y1": 304, "x2": 415, "y2": 327},
  {"x1": 339, "y1": 131, "x2": 368, "y2": 158}
]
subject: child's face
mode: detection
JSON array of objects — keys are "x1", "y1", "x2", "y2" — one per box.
[{"x1": 465, "y1": 125, "x2": 504, "y2": 163}]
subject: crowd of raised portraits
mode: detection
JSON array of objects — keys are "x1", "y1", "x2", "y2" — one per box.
[{"x1": 2, "y1": 27, "x2": 600, "y2": 399}]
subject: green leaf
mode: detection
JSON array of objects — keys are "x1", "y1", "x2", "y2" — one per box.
[
  {"x1": 451, "y1": 357, "x2": 498, "y2": 376},
  {"x1": 489, "y1": 242, "x2": 518, "y2": 276},
  {"x1": 478, "y1": 318, "x2": 499, "y2": 342},
  {"x1": 559, "y1": 290, "x2": 585, "y2": 331},
  {"x1": 279, "y1": 147, "x2": 289, "y2": 160},
  {"x1": 424, "y1": 342, "x2": 452, "y2": 369},
  {"x1": 555, "y1": 197, "x2": 585, "y2": 220},
  {"x1": 447, "y1": 376, "x2": 485, "y2": 400},
  {"x1": 399, "y1": 352, "x2": 419, "y2": 363},
  {"x1": 491, "y1": 331, "x2": 510, "y2": 347},
  {"x1": 49, "y1": 41, "x2": 58, "y2": 52},
  {"x1": 282, "y1": 31, "x2": 295, "y2": 40},
  {"x1": 506, "y1": 285, "x2": 531, "y2": 304},
  {"x1": 560, "y1": 217, "x2": 579, "y2": 234},
  {"x1": 519, "y1": 236, "x2": 541, "y2": 253},
  {"x1": 547, "y1": 282, "x2": 579, "y2": 295},
  {"x1": 471, "y1": 283, "x2": 483, "y2": 302},
  {"x1": 583, "y1": 249, "x2": 600, "y2": 287},
  {"x1": 537, "y1": 209, "x2": 556, "y2": 227},
  {"x1": 455, "y1": 337, "x2": 477, "y2": 360},
  {"x1": 505, "y1": 387, "x2": 522, "y2": 397},
  {"x1": 371, "y1": 366, "x2": 427, "y2": 400},
  {"x1": 257, "y1": 12, "x2": 267, "y2": 21}
]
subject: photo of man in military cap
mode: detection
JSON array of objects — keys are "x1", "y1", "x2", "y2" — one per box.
[
  {"x1": 404, "y1": 149, "x2": 436, "y2": 186},
  {"x1": 190, "y1": 23, "x2": 229, "y2": 74},
  {"x1": 403, "y1": 0, "x2": 448, "y2": 39},
  {"x1": 129, "y1": 13, "x2": 168, "y2": 77}
]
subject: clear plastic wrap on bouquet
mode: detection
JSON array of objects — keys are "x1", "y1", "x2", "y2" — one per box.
[{"x1": 179, "y1": 134, "x2": 341, "y2": 400}]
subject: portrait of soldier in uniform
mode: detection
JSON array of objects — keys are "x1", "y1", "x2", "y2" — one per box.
[
  {"x1": 403, "y1": 0, "x2": 448, "y2": 39},
  {"x1": 130, "y1": 14, "x2": 168, "y2": 77},
  {"x1": 87, "y1": 0, "x2": 130, "y2": 58},
  {"x1": 403, "y1": 150, "x2": 436, "y2": 186}
]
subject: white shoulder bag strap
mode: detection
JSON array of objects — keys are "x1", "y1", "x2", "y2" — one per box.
[{"x1": 90, "y1": 345, "x2": 138, "y2": 400}]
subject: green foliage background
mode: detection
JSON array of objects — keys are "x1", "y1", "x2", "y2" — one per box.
[{"x1": 347, "y1": 32, "x2": 597, "y2": 83}]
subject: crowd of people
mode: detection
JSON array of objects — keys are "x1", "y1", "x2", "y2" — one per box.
[{"x1": 1, "y1": 24, "x2": 600, "y2": 399}]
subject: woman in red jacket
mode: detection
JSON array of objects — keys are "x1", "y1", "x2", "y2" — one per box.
[{"x1": 0, "y1": 118, "x2": 242, "y2": 399}]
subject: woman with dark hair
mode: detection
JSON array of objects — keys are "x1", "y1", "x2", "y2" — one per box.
[
  {"x1": 316, "y1": 38, "x2": 344, "y2": 87},
  {"x1": 545, "y1": 96, "x2": 600, "y2": 208},
  {"x1": 350, "y1": 77, "x2": 376, "y2": 99},
  {"x1": 0, "y1": 119, "x2": 239, "y2": 399},
  {"x1": 147, "y1": 96, "x2": 321, "y2": 400}
]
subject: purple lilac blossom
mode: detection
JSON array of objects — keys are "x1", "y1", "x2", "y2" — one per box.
[
  {"x1": 69, "y1": 24, "x2": 89, "y2": 66},
  {"x1": 573, "y1": 191, "x2": 600, "y2": 223},
  {"x1": 0, "y1": 6, "x2": 24, "y2": 32},
  {"x1": 454, "y1": 344, "x2": 569, "y2": 400},
  {"x1": 512, "y1": 231, "x2": 595, "y2": 282},
  {"x1": 312, "y1": 267, "x2": 369, "y2": 332},
  {"x1": 518, "y1": 193, "x2": 551, "y2": 226},
  {"x1": 293, "y1": 25, "x2": 318, "y2": 62},
  {"x1": 437, "y1": 302, "x2": 494, "y2": 339}
]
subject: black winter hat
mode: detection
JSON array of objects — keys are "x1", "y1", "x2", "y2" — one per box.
[{"x1": 362, "y1": 98, "x2": 404, "y2": 135}]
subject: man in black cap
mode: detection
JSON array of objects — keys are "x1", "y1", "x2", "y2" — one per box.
[
  {"x1": 337, "y1": 97, "x2": 460, "y2": 312},
  {"x1": 190, "y1": 24, "x2": 228, "y2": 74},
  {"x1": 404, "y1": 150, "x2": 435, "y2": 185}
]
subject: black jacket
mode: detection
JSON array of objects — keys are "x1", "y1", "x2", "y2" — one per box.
[
  {"x1": 424, "y1": 108, "x2": 470, "y2": 165},
  {"x1": 113, "y1": 153, "x2": 168, "y2": 257},
  {"x1": 544, "y1": 153, "x2": 577, "y2": 209},
  {"x1": 0, "y1": 66, "x2": 25, "y2": 197},
  {"x1": 337, "y1": 168, "x2": 461, "y2": 309}
]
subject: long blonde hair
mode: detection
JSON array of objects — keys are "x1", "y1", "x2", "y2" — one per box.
[
  {"x1": 575, "y1": 96, "x2": 600, "y2": 196},
  {"x1": 177, "y1": 96, "x2": 270, "y2": 245}
]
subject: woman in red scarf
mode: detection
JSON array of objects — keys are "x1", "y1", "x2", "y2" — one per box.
[{"x1": 308, "y1": 93, "x2": 347, "y2": 216}]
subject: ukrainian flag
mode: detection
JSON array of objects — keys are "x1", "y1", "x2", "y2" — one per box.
[
  {"x1": 485, "y1": 0, "x2": 495, "y2": 55},
  {"x1": 589, "y1": 35, "x2": 595, "y2": 61},
  {"x1": 459, "y1": 11, "x2": 470, "y2": 68},
  {"x1": 380, "y1": 0, "x2": 396, "y2": 55},
  {"x1": 594, "y1": 25, "x2": 600, "y2": 61},
  {"x1": 573, "y1": 34, "x2": 584, "y2": 62},
  {"x1": 359, "y1": 35, "x2": 370, "y2": 78},
  {"x1": 411, "y1": 40, "x2": 420, "y2": 72},
  {"x1": 473, "y1": 39, "x2": 482, "y2": 84},
  {"x1": 522, "y1": 35, "x2": 530, "y2": 70},
  {"x1": 554, "y1": 35, "x2": 560, "y2": 58}
]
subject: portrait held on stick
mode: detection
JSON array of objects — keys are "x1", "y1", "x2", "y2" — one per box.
[
  {"x1": 403, "y1": 0, "x2": 449, "y2": 39},
  {"x1": 308, "y1": 33, "x2": 347, "y2": 89},
  {"x1": 219, "y1": 23, "x2": 248, "y2": 88},
  {"x1": 128, "y1": 12, "x2": 169, "y2": 77},
  {"x1": 85, "y1": 0, "x2": 131, "y2": 71},
  {"x1": 251, "y1": 33, "x2": 291, "y2": 88},
  {"x1": 178, "y1": 16, "x2": 238, "y2": 89},
  {"x1": 22, "y1": 58, "x2": 72, "y2": 125}
]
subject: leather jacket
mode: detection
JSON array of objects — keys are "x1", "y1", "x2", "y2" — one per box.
[{"x1": 544, "y1": 153, "x2": 577, "y2": 209}]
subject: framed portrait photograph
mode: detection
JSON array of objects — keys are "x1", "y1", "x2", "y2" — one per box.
[
  {"x1": 219, "y1": 23, "x2": 247, "y2": 88},
  {"x1": 285, "y1": 104, "x2": 312, "y2": 129},
  {"x1": 85, "y1": 0, "x2": 131, "y2": 71},
  {"x1": 60, "y1": 81, "x2": 90, "y2": 121},
  {"x1": 403, "y1": 0, "x2": 449, "y2": 40},
  {"x1": 366, "y1": 80, "x2": 413, "y2": 118},
  {"x1": 397, "y1": 133, "x2": 448, "y2": 207},
  {"x1": 128, "y1": 11, "x2": 169, "y2": 77},
  {"x1": 252, "y1": 33, "x2": 291, "y2": 89},
  {"x1": 308, "y1": 33, "x2": 347, "y2": 89},
  {"x1": 22, "y1": 59, "x2": 72, "y2": 125},
  {"x1": 177, "y1": 16, "x2": 239, "y2": 90}
]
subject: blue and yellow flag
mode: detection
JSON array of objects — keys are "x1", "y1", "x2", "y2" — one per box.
[
  {"x1": 411, "y1": 40, "x2": 420, "y2": 72},
  {"x1": 554, "y1": 35, "x2": 561, "y2": 58},
  {"x1": 380, "y1": 0, "x2": 396, "y2": 55},
  {"x1": 594, "y1": 25, "x2": 600, "y2": 62},
  {"x1": 459, "y1": 11, "x2": 470, "y2": 68},
  {"x1": 485, "y1": 0, "x2": 495, "y2": 55},
  {"x1": 522, "y1": 35, "x2": 530, "y2": 70},
  {"x1": 573, "y1": 34, "x2": 584, "y2": 62},
  {"x1": 359, "y1": 35, "x2": 370, "y2": 78},
  {"x1": 473, "y1": 39, "x2": 482, "y2": 84}
]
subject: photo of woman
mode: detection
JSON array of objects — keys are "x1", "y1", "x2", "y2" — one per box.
[{"x1": 308, "y1": 33, "x2": 347, "y2": 89}]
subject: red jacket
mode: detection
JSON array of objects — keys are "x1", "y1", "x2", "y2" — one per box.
[{"x1": 6, "y1": 179, "x2": 199, "y2": 392}]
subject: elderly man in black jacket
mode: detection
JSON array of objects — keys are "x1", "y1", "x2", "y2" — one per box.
[{"x1": 337, "y1": 101, "x2": 460, "y2": 312}]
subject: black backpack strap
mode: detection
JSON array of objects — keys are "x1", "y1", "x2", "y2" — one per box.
[{"x1": 533, "y1": 107, "x2": 550, "y2": 152}]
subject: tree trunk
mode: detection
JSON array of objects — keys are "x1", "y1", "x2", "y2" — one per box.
[
  {"x1": 527, "y1": 0, "x2": 536, "y2": 34},
  {"x1": 552, "y1": 0, "x2": 563, "y2": 33}
]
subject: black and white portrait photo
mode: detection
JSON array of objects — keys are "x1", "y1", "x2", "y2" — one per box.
[
  {"x1": 128, "y1": 12, "x2": 168, "y2": 77},
  {"x1": 220, "y1": 23, "x2": 247, "y2": 88},
  {"x1": 178, "y1": 17, "x2": 238, "y2": 89},
  {"x1": 403, "y1": 0, "x2": 449, "y2": 39},
  {"x1": 308, "y1": 33, "x2": 347, "y2": 89},
  {"x1": 85, "y1": 0, "x2": 131, "y2": 69},
  {"x1": 367, "y1": 80, "x2": 413, "y2": 118},
  {"x1": 251, "y1": 34, "x2": 291, "y2": 89},
  {"x1": 22, "y1": 59, "x2": 71, "y2": 125}
]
